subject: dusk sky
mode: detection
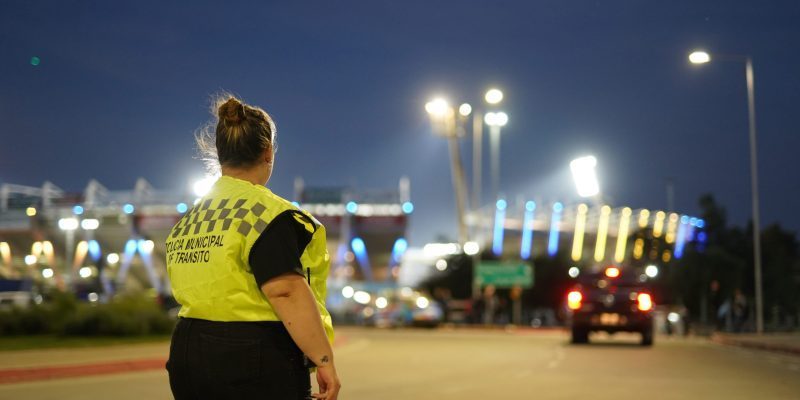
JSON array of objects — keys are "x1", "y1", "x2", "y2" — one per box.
[{"x1": 2, "y1": 1, "x2": 799, "y2": 244}]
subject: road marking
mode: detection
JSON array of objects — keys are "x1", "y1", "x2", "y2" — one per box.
[{"x1": 547, "y1": 346, "x2": 565, "y2": 369}]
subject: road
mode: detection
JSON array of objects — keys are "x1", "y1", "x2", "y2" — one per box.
[{"x1": 1, "y1": 327, "x2": 798, "y2": 399}]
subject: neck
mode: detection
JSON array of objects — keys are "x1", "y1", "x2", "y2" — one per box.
[{"x1": 221, "y1": 165, "x2": 267, "y2": 186}]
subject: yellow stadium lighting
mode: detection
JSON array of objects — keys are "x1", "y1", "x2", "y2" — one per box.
[
  {"x1": 26, "y1": 207, "x2": 37, "y2": 217},
  {"x1": 0, "y1": 242, "x2": 11, "y2": 265},
  {"x1": 594, "y1": 206, "x2": 611, "y2": 262},
  {"x1": 31, "y1": 241, "x2": 43, "y2": 257},
  {"x1": 665, "y1": 213, "x2": 679, "y2": 244},
  {"x1": 638, "y1": 209, "x2": 650, "y2": 228},
  {"x1": 633, "y1": 238, "x2": 645, "y2": 260},
  {"x1": 653, "y1": 211, "x2": 666, "y2": 238},
  {"x1": 572, "y1": 204, "x2": 588, "y2": 262},
  {"x1": 615, "y1": 208, "x2": 632, "y2": 263}
]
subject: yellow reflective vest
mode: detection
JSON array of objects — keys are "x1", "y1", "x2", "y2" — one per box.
[{"x1": 166, "y1": 175, "x2": 333, "y2": 342}]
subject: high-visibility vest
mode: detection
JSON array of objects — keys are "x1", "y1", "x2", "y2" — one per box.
[{"x1": 166, "y1": 175, "x2": 333, "y2": 342}]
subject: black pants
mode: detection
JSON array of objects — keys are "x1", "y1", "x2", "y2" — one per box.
[{"x1": 167, "y1": 318, "x2": 311, "y2": 400}]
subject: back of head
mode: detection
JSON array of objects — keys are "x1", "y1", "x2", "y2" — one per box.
[{"x1": 197, "y1": 95, "x2": 276, "y2": 171}]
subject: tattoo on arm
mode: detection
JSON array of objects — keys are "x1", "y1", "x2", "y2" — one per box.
[{"x1": 320, "y1": 355, "x2": 329, "y2": 364}]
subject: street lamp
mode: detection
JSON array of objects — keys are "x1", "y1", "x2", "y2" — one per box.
[
  {"x1": 484, "y1": 111, "x2": 508, "y2": 200},
  {"x1": 426, "y1": 97, "x2": 469, "y2": 244},
  {"x1": 472, "y1": 88, "x2": 505, "y2": 211},
  {"x1": 689, "y1": 49, "x2": 764, "y2": 334}
]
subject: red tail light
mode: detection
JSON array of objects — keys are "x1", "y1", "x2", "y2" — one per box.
[
  {"x1": 567, "y1": 291, "x2": 582, "y2": 310},
  {"x1": 637, "y1": 293, "x2": 653, "y2": 311}
]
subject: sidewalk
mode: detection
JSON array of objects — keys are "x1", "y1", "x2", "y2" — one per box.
[{"x1": 711, "y1": 332, "x2": 800, "y2": 356}]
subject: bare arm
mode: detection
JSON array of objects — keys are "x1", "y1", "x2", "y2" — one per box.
[{"x1": 262, "y1": 273, "x2": 340, "y2": 399}]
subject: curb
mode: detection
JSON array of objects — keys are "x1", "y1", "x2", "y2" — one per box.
[
  {"x1": 711, "y1": 334, "x2": 800, "y2": 357},
  {"x1": 0, "y1": 358, "x2": 166, "y2": 384}
]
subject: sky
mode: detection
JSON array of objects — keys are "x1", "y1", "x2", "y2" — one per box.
[{"x1": 1, "y1": 0, "x2": 799, "y2": 245}]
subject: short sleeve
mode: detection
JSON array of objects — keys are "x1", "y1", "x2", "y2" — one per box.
[{"x1": 249, "y1": 211, "x2": 314, "y2": 288}]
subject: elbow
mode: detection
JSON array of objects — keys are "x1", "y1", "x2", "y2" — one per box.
[{"x1": 262, "y1": 274, "x2": 304, "y2": 301}]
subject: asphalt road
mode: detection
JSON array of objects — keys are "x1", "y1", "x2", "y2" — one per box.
[{"x1": 1, "y1": 327, "x2": 799, "y2": 400}]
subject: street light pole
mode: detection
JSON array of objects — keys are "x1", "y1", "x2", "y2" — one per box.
[
  {"x1": 689, "y1": 51, "x2": 764, "y2": 333},
  {"x1": 745, "y1": 56, "x2": 764, "y2": 334},
  {"x1": 472, "y1": 111, "x2": 483, "y2": 211},
  {"x1": 489, "y1": 125, "x2": 501, "y2": 199}
]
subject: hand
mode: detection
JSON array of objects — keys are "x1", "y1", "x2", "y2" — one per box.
[{"x1": 312, "y1": 364, "x2": 341, "y2": 400}]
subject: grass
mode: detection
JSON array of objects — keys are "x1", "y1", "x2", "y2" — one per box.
[{"x1": 0, "y1": 334, "x2": 171, "y2": 352}]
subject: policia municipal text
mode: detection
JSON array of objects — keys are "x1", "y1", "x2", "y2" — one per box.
[{"x1": 165, "y1": 96, "x2": 341, "y2": 399}]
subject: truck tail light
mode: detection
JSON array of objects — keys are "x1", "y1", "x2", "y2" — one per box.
[
  {"x1": 567, "y1": 291, "x2": 582, "y2": 310},
  {"x1": 637, "y1": 293, "x2": 653, "y2": 311}
]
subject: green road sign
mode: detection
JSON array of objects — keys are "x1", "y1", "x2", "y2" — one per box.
[{"x1": 475, "y1": 261, "x2": 534, "y2": 288}]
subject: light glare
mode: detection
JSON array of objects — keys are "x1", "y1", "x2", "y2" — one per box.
[
  {"x1": 485, "y1": 88, "x2": 504, "y2": 104},
  {"x1": 689, "y1": 51, "x2": 711, "y2": 64}
]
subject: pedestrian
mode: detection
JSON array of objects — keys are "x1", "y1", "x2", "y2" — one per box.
[
  {"x1": 732, "y1": 289, "x2": 749, "y2": 333},
  {"x1": 165, "y1": 96, "x2": 341, "y2": 400}
]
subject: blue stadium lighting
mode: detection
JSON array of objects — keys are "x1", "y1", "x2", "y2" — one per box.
[
  {"x1": 122, "y1": 204, "x2": 135, "y2": 214},
  {"x1": 402, "y1": 202, "x2": 414, "y2": 214},
  {"x1": 351, "y1": 237, "x2": 366, "y2": 254},
  {"x1": 696, "y1": 219, "x2": 705, "y2": 229},
  {"x1": 548, "y1": 202, "x2": 563, "y2": 257},
  {"x1": 176, "y1": 203, "x2": 188, "y2": 213},
  {"x1": 124, "y1": 239, "x2": 137, "y2": 258},
  {"x1": 88, "y1": 240, "x2": 101, "y2": 261},
  {"x1": 689, "y1": 217, "x2": 698, "y2": 226},
  {"x1": 391, "y1": 238, "x2": 408, "y2": 264},
  {"x1": 674, "y1": 216, "x2": 689, "y2": 259},
  {"x1": 697, "y1": 232, "x2": 708, "y2": 242},
  {"x1": 496, "y1": 199, "x2": 507, "y2": 211},
  {"x1": 73, "y1": 205, "x2": 84, "y2": 215},
  {"x1": 520, "y1": 201, "x2": 536, "y2": 259},
  {"x1": 492, "y1": 201, "x2": 507, "y2": 256},
  {"x1": 346, "y1": 201, "x2": 358, "y2": 214},
  {"x1": 350, "y1": 237, "x2": 373, "y2": 280}
]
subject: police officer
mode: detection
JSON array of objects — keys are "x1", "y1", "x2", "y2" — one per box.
[{"x1": 165, "y1": 96, "x2": 341, "y2": 400}]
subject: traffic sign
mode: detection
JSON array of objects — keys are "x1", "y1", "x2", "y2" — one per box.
[{"x1": 476, "y1": 261, "x2": 533, "y2": 288}]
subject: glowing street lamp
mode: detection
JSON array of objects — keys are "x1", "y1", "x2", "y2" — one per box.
[
  {"x1": 425, "y1": 97, "x2": 468, "y2": 244},
  {"x1": 689, "y1": 48, "x2": 764, "y2": 333},
  {"x1": 688, "y1": 51, "x2": 711, "y2": 64},
  {"x1": 485, "y1": 88, "x2": 504, "y2": 104}
]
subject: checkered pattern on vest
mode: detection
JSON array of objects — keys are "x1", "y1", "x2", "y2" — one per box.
[{"x1": 170, "y1": 197, "x2": 269, "y2": 238}]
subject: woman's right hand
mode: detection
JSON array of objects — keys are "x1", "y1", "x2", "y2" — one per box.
[{"x1": 313, "y1": 363, "x2": 341, "y2": 400}]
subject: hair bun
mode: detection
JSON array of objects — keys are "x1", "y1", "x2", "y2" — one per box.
[{"x1": 219, "y1": 98, "x2": 246, "y2": 125}]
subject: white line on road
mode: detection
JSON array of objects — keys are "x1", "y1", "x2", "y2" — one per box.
[{"x1": 547, "y1": 346, "x2": 565, "y2": 369}]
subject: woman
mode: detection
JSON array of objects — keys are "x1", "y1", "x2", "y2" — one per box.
[{"x1": 165, "y1": 96, "x2": 340, "y2": 400}]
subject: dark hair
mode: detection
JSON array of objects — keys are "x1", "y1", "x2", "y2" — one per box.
[{"x1": 196, "y1": 95, "x2": 276, "y2": 172}]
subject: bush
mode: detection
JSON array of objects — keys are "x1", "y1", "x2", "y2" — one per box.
[{"x1": 0, "y1": 291, "x2": 174, "y2": 337}]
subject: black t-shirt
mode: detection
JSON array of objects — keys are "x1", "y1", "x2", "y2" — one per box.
[{"x1": 248, "y1": 211, "x2": 314, "y2": 288}]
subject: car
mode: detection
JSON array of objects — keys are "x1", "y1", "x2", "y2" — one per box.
[
  {"x1": 366, "y1": 288, "x2": 443, "y2": 328},
  {"x1": 566, "y1": 266, "x2": 655, "y2": 346}
]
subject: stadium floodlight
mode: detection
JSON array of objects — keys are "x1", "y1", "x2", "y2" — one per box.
[
  {"x1": 193, "y1": 175, "x2": 218, "y2": 197},
  {"x1": 458, "y1": 103, "x2": 472, "y2": 117},
  {"x1": 58, "y1": 217, "x2": 79, "y2": 231},
  {"x1": 81, "y1": 219, "x2": 100, "y2": 230},
  {"x1": 570, "y1": 156, "x2": 600, "y2": 198},
  {"x1": 484, "y1": 111, "x2": 508, "y2": 127}
]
